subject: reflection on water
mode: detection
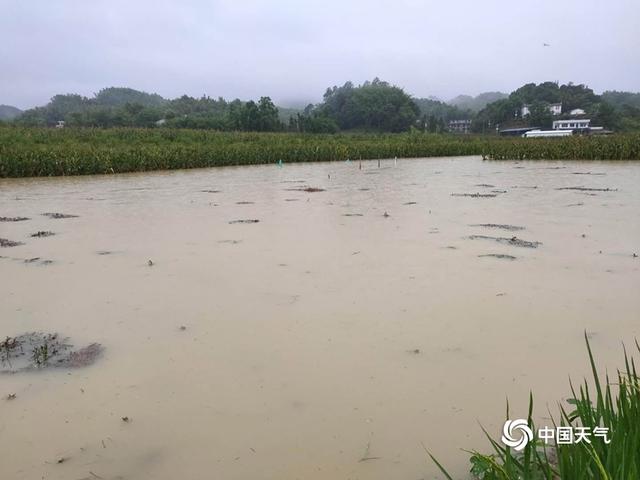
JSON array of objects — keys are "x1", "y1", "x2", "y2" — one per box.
[{"x1": 1, "y1": 156, "x2": 639, "y2": 479}]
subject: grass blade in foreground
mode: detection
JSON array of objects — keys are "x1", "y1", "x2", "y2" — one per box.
[{"x1": 429, "y1": 335, "x2": 640, "y2": 479}]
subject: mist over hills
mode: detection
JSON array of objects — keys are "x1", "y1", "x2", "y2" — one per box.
[
  {"x1": 447, "y1": 92, "x2": 509, "y2": 112},
  {"x1": 0, "y1": 105, "x2": 23, "y2": 121}
]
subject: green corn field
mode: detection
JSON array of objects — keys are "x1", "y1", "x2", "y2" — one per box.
[{"x1": 0, "y1": 126, "x2": 638, "y2": 178}]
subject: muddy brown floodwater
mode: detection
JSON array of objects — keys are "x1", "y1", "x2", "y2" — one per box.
[{"x1": 1, "y1": 156, "x2": 639, "y2": 480}]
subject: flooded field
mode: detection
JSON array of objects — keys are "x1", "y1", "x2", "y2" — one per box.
[{"x1": 1, "y1": 156, "x2": 639, "y2": 480}]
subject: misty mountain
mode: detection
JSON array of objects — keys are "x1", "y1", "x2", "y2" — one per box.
[
  {"x1": 0, "y1": 104, "x2": 23, "y2": 120},
  {"x1": 413, "y1": 98, "x2": 470, "y2": 121},
  {"x1": 448, "y1": 92, "x2": 508, "y2": 112}
]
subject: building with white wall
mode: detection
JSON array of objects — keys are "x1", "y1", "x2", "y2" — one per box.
[
  {"x1": 448, "y1": 119, "x2": 472, "y2": 134},
  {"x1": 553, "y1": 119, "x2": 591, "y2": 130},
  {"x1": 521, "y1": 103, "x2": 562, "y2": 117}
]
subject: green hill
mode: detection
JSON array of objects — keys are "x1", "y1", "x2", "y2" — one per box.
[{"x1": 0, "y1": 104, "x2": 23, "y2": 120}]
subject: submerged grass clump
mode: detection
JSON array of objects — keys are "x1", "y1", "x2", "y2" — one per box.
[
  {"x1": 0, "y1": 126, "x2": 638, "y2": 177},
  {"x1": 429, "y1": 334, "x2": 640, "y2": 479}
]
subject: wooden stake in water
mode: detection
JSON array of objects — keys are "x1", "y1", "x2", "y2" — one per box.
[
  {"x1": 378, "y1": 159, "x2": 381, "y2": 168},
  {"x1": 394, "y1": 156, "x2": 397, "y2": 166}
]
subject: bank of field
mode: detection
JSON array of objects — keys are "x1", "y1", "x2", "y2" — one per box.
[{"x1": 0, "y1": 127, "x2": 639, "y2": 177}]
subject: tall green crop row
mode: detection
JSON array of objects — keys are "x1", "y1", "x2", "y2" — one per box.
[{"x1": 0, "y1": 127, "x2": 638, "y2": 178}]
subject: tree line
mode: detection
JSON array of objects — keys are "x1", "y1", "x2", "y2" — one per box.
[{"x1": 4, "y1": 82, "x2": 640, "y2": 133}]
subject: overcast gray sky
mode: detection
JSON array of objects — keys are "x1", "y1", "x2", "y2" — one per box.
[{"x1": 1, "y1": 0, "x2": 639, "y2": 109}]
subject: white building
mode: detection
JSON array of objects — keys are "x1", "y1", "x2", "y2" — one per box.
[
  {"x1": 524, "y1": 129, "x2": 573, "y2": 138},
  {"x1": 448, "y1": 119, "x2": 472, "y2": 134},
  {"x1": 521, "y1": 103, "x2": 562, "y2": 117},
  {"x1": 569, "y1": 108, "x2": 586, "y2": 116},
  {"x1": 548, "y1": 103, "x2": 562, "y2": 115},
  {"x1": 553, "y1": 119, "x2": 591, "y2": 130}
]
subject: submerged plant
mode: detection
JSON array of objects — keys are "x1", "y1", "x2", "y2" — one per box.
[
  {"x1": 1, "y1": 336, "x2": 20, "y2": 366},
  {"x1": 429, "y1": 333, "x2": 640, "y2": 479},
  {"x1": 31, "y1": 342, "x2": 50, "y2": 366}
]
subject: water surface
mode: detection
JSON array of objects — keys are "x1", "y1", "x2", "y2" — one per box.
[{"x1": 1, "y1": 156, "x2": 639, "y2": 479}]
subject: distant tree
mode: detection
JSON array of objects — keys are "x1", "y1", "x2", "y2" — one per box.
[
  {"x1": 256, "y1": 97, "x2": 281, "y2": 131},
  {"x1": 94, "y1": 87, "x2": 166, "y2": 107},
  {"x1": 528, "y1": 101, "x2": 554, "y2": 129},
  {"x1": 316, "y1": 79, "x2": 419, "y2": 132},
  {"x1": 593, "y1": 101, "x2": 618, "y2": 130}
]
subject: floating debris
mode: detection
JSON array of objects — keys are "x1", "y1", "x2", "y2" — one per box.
[
  {"x1": 512, "y1": 186, "x2": 538, "y2": 189},
  {"x1": 572, "y1": 172, "x2": 606, "y2": 176},
  {"x1": 0, "y1": 216, "x2": 29, "y2": 222},
  {"x1": 565, "y1": 203, "x2": 584, "y2": 207},
  {"x1": 479, "y1": 254, "x2": 517, "y2": 261},
  {"x1": 286, "y1": 187, "x2": 326, "y2": 193},
  {"x1": 201, "y1": 189, "x2": 221, "y2": 193},
  {"x1": 218, "y1": 239, "x2": 242, "y2": 244},
  {"x1": 403, "y1": 201, "x2": 417, "y2": 205},
  {"x1": 30, "y1": 231, "x2": 55, "y2": 238},
  {"x1": 229, "y1": 219, "x2": 260, "y2": 224},
  {"x1": 491, "y1": 190, "x2": 508, "y2": 194},
  {"x1": 383, "y1": 212, "x2": 390, "y2": 217},
  {"x1": 236, "y1": 201, "x2": 255, "y2": 205},
  {"x1": 469, "y1": 224, "x2": 525, "y2": 231},
  {"x1": 556, "y1": 187, "x2": 617, "y2": 192},
  {"x1": 343, "y1": 213, "x2": 363, "y2": 217},
  {"x1": 475, "y1": 184, "x2": 495, "y2": 188},
  {"x1": 451, "y1": 193, "x2": 498, "y2": 198},
  {"x1": 42, "y1": 213, "x2": 79, "y2": 219},
  {"x1": 96, "y1": 250, "x2": 115, "y2": 255},
  {"x1": 1, "y1": 332, "x2": 102, "y2": 373},
  {"x1": 468, "y1": 235, "x2": 542, "y2": 248},
  {"x1": 22, "y1": 257, "x2": 54, "y2": 266},
  {"x1": 0, "y1": 238, "x2": 24, "y2": 248},
  {"x1": 284, "y1": 198, "x2": 300, "y2": 202},
  {"x1": 147, "y1": 259, "x2": 154, "y2": 266}
]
